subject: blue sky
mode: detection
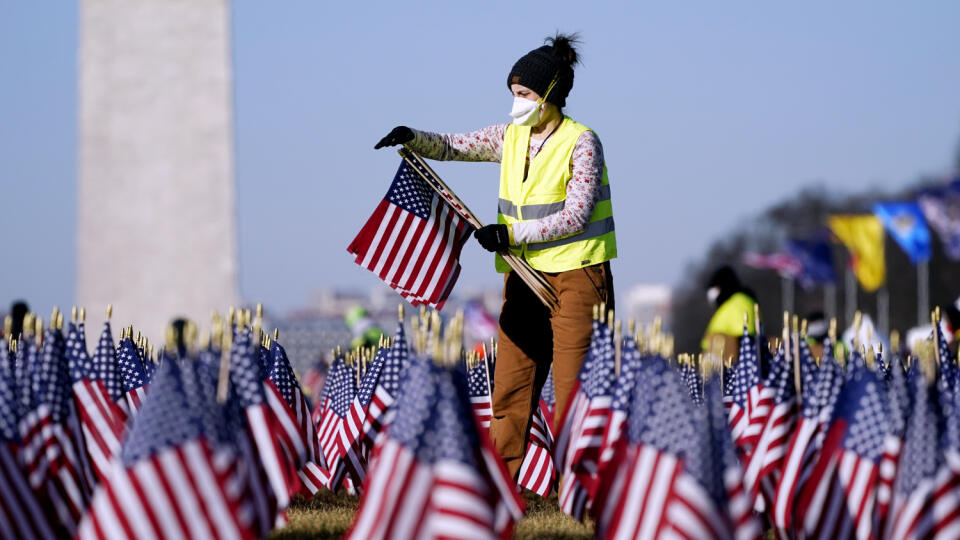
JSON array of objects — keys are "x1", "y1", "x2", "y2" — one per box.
[{"x1": 2, "y1": 1, "x2": 959, "y2": 313}]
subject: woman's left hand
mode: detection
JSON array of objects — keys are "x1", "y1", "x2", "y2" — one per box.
[{"x1": 475, "y1": 224, "x2": 509, "y2": 252}]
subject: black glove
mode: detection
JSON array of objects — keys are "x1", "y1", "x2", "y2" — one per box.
[
  {"x1": 374, "y1": 126, "x2": 414, "y2": 149},
  {"x1": 474, "y1": 224, "x2": 509, "y2": 252}
]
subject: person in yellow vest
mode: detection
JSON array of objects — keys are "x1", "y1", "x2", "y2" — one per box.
[
  {"x1": 375, "y1": 33, "x2": 615, "y2": 479},
  {"x1": 702, "y1": 265, "x2": 758, "y2": 358},
  {"x1": 344, "y1": 305, "x2": 384, "y2": 349}
]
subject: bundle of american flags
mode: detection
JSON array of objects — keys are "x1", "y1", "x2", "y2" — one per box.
[{"x1": 347, "y1": 160, "x2": 474, "y2": 310}]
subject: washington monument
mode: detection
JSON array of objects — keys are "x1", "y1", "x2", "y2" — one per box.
[{"x1": 77, "y1": 0, "x2": 238, "y2": 342}]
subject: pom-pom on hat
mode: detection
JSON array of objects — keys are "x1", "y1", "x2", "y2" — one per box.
[{"x1": 507, "y1": 33, "x2": 580, "y2": 108}]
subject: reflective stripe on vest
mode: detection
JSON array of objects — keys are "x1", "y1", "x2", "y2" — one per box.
[
  {"x1": 495, "y1": 116, "x2": 617, "y2": 273},
  {"x1": 526, "y1": 216, "x2": 616, "y2": 251},
  {"x1": 498, "y1": 184, "x2": 612, "y2": 220}
]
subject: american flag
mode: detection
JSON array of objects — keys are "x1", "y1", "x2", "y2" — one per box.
[
  {"x1": 229, "y1": 331, "x2": 299, "y2": 509},
  {"x1": 884, "y1": 373, "x2": 960, "y2": 540},
  {"x1": 541, "y1": 364, "x2": 556, "y2": 415},
  {"x1": 465, "y1": 351, "x2": 493, "y2": 429},
  {"x1": 346, "y1": 357, "x2": 523, "y2": 539},
  {"x1": 201, "y1": 347, "x2": 275, "y2": 538},
  {"x1": 342, "y1": 323, "x2": 408, "y2": 491},
  {"x1": 314, "y1": 355, "x2": 343, "y2": 477},
  {"x1": 594, "y1": 335, "x2": 642, "y2": 499},
  {"x1": 937, "y1": 324, "x2": 956, "y2": 396},
  {"x1": 92, "y1": 322, "x2": 126, "y2": 407},
  {"x1": 359, "y1": 323, "x2": 407, "y2": 453},
  {"x1": 555, "y1": 318, "x2": 602, "y2": 517},
  {"x1": 741, "y1": 251, "x2": 802, "y2": 276},
  {"x1": 318, "y1": 354, "x2": 357, "y2": 493},
  {"x1": 13, "y1": 337, "x2": 32, "y2": 419},
  {"x1": 742, "y1": 341, "x2": 798, "y2": 506},
  {"x1": 266, "y1": 340, "x2": 327, "y2": 496},
  {"x1": 63, "y1": 322, "x2": 101, "y2": 489},
  {"x1": 680, "y1": 360, "x2": 704, "y2": 406},
  {"x1": 557, "y1": 318, "x2": 615, "y2": 521},
  {"x1": 939, "y1": 373, "x2": 960, "y2": 540},
  {"x1": 875, "y1": 354, "x2": 908, "y2": 524},
  {"x1": 302, "y1": 362, "x2": 327, "y2": 405},
  {"x1": 116, "y1": 336, "x2": 148, "y2": 415},
  {"x1": 773, "y1": 342, "x2": 842, "y2": 530},
  {"x1": 794, "y1": 360, "x2": 889, "y2": 540},
  {"x1": 340, "y1": 345, "x2": 388, "y2": 489},
  {"x1": 727, "y1": 325, "x2": 767, "y2": 453},
  {"x1": 694, "y1": 377, "x2": 762, "y2": 540},
  {"x1": 518, "y1": 391, "x2": 556, "y2": 497},
  {"x1": 0, "y1": 343, "x2": 58, "y2": 539},
  {"x1": 347, "y1": 160, "x2": 474, "y2": 309},
  {"x1": 68, "y1": 321, "x2": 127, "y2": 484},
  {"x1": 77, "y1": 359, "x2": 254, "y2": 540},
  {"x1": 595, "y1": 355, "x2": 693, "y2": 539},
  {"x1": 813, "y1": 341, "x2": 845, "y2": 445},
  {"x1": 18, "y1": 329, "x2": 92, "y2": 535}
]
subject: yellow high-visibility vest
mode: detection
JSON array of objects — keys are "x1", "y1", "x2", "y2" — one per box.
[
  {"x1": 701, "y1": 292, "x2": 758, "y2": 351},
  {"x1": 495, "y1": 117, "x2": 617, "y2": 273}
]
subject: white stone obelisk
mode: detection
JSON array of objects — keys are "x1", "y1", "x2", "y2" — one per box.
[{"x1": 77, "y1": 0, "x2": 238, "y2": 342}]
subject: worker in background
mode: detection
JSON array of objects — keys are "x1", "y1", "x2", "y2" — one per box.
[
  {"x1": 804, "y1": 310, "x2": 828, "y2": 359},
  {"x1": 344, "y1": 305, "x2": 383, "y2": 349},
  {"x1": 945, "y1": 297, "x2": 960, "y2": 357},
  {"x1": 701, "y1": 266, "x2": 758, "y2": 359},
  {"x1": 7, "y1": 301, "x2": 29, "y2": 339},
  {"x1": 375, "y1": 33, "x2": 616, "y2": 479}
]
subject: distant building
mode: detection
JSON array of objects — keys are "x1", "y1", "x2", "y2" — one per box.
[{"x1": 623, "y1": 284, "x2": 673, "y2": 330}]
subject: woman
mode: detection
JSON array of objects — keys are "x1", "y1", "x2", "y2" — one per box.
[{"x1": 375, "y1": 33, "x2": 616, "y2": 479}]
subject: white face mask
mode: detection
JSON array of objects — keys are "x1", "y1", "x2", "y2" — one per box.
[
  {"x1": 706, "y1": 286, "x2": 721, "y2": 305},
  {"x1": 509, "y1": 96, "x2": 543, "y2": 127}
]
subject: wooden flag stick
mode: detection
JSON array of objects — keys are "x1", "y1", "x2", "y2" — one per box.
[
  {"x1": 481, "y1": 342, "x2": 493, "y2": 398},
  {"x1": 793, "y1": 315, "x2": 802, "y2": 407},
  {"x1": 217, "y1": 329, "x2": 232, "y2": 403},
  {"x1": 754, "y1": 303, "x2": 761, "y2": 340},
  {"x1": 932, "y1": 309, "x2": 942, "y2": 378},
  {"x1": 614, "y1": 319, "x2": 622, "y2": 377}
]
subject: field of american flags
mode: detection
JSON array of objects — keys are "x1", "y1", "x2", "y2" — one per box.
[{"x1": 4, "y1": 302, "x2": 960, "y2": 539}]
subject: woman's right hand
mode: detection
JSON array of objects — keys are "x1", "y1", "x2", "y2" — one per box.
[{"x1": 374, "y1": 126, "x2": 414, "y2": 149}]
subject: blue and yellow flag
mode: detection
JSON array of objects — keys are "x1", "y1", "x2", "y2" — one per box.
[
  {"x1": 828, "y1": 215, "x2": 885, "y2": 292},
  {"x1": 873, "y1": 201, "x2": 931, "y2": 264}
]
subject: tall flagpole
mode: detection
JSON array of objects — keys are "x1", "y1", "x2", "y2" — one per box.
[
  {"x1": 845, "y1": 267, "x2": 857, "y2": 328},
  {"x1": 877, "y1": 287, "x2": 889, "y2": 337},
  {"x1": 918, "y1": 259, "x2": 929, "y2": 327},
  {"x1": 781, "y1": 275, "x2": 795, "y2": 316},
  {"x1": 824, "y1": 283, "x2": 837, "y2": 323}
]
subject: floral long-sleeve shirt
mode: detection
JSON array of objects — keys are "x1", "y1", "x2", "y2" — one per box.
[{"x1": 406, "y1": 123, "x2": 605, "y2": 245}]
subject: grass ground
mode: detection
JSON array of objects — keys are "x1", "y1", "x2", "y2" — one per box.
[{"x1": 271, "y1": 491, "x2": 594, "y2": 539}]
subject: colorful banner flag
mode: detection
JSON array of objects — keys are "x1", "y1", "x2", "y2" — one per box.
[
  {"x1": 786, "y1": 237, "x2": 836, "y2": 288},
  {"x1": 917, "y1": 177, "x2": 960, "y2": 260},
  {"x1": 828, "y1": 214, "x2": 885, "y2": 292},
  {"x1": 873, "y1": 201, "x2": 932, "y2": 264}
]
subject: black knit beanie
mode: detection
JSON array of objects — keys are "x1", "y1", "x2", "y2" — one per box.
[{"x1": 507, "y1": 34, "x2": 580, "y2": 108}]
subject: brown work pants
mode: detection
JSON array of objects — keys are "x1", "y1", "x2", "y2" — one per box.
[{"x1": 490, "y1": 262, "x2": 614, "y2": 479}]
